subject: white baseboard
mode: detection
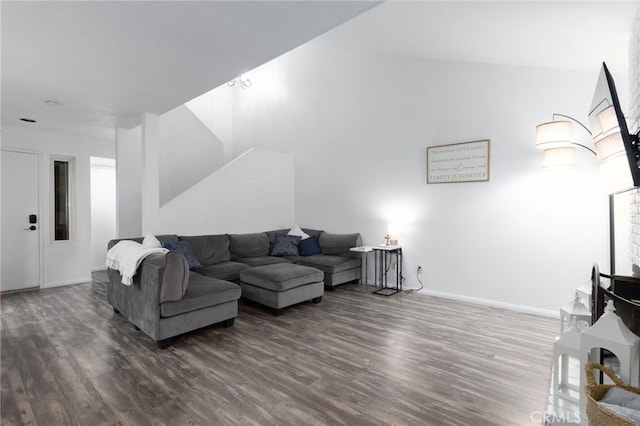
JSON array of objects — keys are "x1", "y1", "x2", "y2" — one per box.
[
  {"x1": 418, "y1": 288, "x2": 559, "y2": 318},
  {"x1": 91, "y1": 266, "x2": 107, "y2": 272},
  {"x1": 44, "y1": 277, "x2": 92, "y2": 288}
]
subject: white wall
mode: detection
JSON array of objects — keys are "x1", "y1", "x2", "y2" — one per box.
[
  {"x1": 230, "y1": 47, "x2": 615, "y2": 314},
  {"x1": 116, "y1": 127, "x2": 142, "y2": 238},
  {"x1": 185, "y1": 84, "x2": 235, "y2": 163},
  {"x1": 90, "y1": 157, "x2": 116, "y2": 270},
  {"x1": 159, "y1": 105, "x2": 224, "y2": 205},
  {"x1": 2, "y1": 124, "x2": 115, "y2": 287},
  {"x1": 148, "y1": 147, "x2": 294, "y2": 236}
]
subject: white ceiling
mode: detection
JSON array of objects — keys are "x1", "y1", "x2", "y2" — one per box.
[
  {"x1": 308, "y1": 1, "x2": 637, "y2": 72},
  {"x1": 2, "y1": 1, "x2": 637, "y2": 141},
  {"x1": 1, "y1": 1, "x2": 378, "y2": 139}
]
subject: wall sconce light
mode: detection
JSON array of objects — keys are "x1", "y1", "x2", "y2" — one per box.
[
  {"x1": 227, "y1": 74, "x2": 252, "y2": 89},
  {"x1": 535, "y1": 113, "x2": 596, "y2": 167}
]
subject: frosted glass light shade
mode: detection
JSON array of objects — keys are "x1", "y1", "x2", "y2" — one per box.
[
  {"x1": 594, "y1": 131, "x2": 624, "y2": 161},
  {"x1": 543, "y1": 147, "x2": 576, "y2": 167},
  {"x1": 596, "y1": 105, "x2": 618, "y2": 134},
  {"x1": 536, "y1": 121, "x2": 573, "y2": 150}
]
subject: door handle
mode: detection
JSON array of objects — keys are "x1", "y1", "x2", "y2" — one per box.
[{"x1": 24, "y1": 225, "x2": 36, "y2": 231}]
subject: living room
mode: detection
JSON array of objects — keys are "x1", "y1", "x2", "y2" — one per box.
[{"x1": 2, "y1": 2, "x2": 640, "y2": 425}]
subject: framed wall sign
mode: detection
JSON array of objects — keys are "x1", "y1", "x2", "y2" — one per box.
[{"x1": 426, "y1": 139, "x2": 490, "y2": 184}]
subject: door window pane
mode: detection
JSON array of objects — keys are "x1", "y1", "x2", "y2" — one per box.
[{"x1": 54, "y1": 160, "x2": 70, "y2": 240}]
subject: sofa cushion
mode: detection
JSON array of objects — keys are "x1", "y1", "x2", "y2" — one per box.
[
  {"x1": 196, "y1": 261, "x2": 250, "y2": 281},
  {"x1": 236, "y1": 256, "x2": 292, "y2": 267},
  {"x1": 319, "y1": 232, "x2": 362, "y2": 255},
  {"x1": 271, "y1": 234, "x2": 301, "y2": 256},
  {"x1": 239, "y1": 264, "x2": 324, "y2": 292},
  {"x1": 162, "y1": 241, "x2": 202, "y2": 270},
  {"x1": 180, "y1": 235, "x2": 231, "y2": 265},
  {"x1": 160, "y1": 273, "x2": 241, "y2": 318},
  {"x1": 293, "y1": 255, "x2": 360, "y2": 274},
  {"x1": 229, "y1": 233, "x2": 269, "y2": 259},
  {"x1": 298, "y1": 236, "x2": 322, "y2": 256}
]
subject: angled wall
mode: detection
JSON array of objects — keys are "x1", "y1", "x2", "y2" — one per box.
[
  {"x1": 159, "y1": 105, "x2": 224, "y2": 205},
  {"x1": 185, "y1": 84, "x2": 235, "y2": 164},
  {"x1": 148, "y1": 147, "x2": 294, "y2": 236}
]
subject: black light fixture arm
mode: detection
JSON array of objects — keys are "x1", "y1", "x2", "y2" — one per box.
[{"x1": 552, "y1": 112, "x2": 597, "y2": 156}]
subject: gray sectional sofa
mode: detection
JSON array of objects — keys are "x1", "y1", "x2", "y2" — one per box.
[{"x1": 107, "y1": 228, "x2": 361, "y2": 348}]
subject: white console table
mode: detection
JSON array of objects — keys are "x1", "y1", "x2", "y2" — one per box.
[{"x1": 349, "y1": 246, "x2": 373, "y2": 285}]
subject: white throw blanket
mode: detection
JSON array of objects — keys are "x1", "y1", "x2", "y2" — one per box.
[{"x1": 106, "y1": 240, "x2": 168, "y2": 285}]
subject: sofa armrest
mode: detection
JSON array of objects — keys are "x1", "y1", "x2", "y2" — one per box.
[
  {"x1": 107, "y1": 251, "x2": 189, "y2": 340},
  {"x1": 157, "y1": 251, "x2": 190, "y2": 303},
  {"x1": 318, "y1": 232, "x2": 362, "y2": 256}
]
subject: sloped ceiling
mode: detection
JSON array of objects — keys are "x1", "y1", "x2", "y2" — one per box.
[
  {"x1": 3, "y1": 1, "x2": 636, "y2": 141},
  {"x1": 308, "y1": 1, "x2": 637, "y2": 73},
  {"x1": 1, "y1": 1, "x2": 379, "y2": 139}
]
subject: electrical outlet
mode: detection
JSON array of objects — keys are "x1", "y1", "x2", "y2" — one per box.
[{"x1": 417, "y1": 264, "x2": 423, "y2": 274}]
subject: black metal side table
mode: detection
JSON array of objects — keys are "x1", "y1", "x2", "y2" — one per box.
[{"x1": 372, "y1": 245, "x2": 402, "y2": 296}]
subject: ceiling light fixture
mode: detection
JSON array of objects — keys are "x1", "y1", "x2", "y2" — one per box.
[{"x1": 227, "y1": 75, "x2": 252, "y2": 90}]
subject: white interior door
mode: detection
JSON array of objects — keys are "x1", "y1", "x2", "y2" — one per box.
[{"x1": 1, "y1": 150, "x2": 40, "y2": 292}]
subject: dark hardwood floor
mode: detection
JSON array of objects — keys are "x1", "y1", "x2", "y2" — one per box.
[{"x1": 1, "y1": 273, "x2": 557, "y2": 425}]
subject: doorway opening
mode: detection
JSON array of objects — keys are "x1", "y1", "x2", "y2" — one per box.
[{"x1": 90, "y1": 157, "x2": 116, "y2": 271}]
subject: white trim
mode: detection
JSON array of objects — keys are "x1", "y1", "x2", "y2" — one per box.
[
  {"x1": 418, "y1": 288, "x2": 559, "y2": 318},
  {"x1": 91, "y1": 266, "x2": 107, "y2": 272},
  {"x1": 44, "y1": 277, "x2": 91, "y2": 288}
]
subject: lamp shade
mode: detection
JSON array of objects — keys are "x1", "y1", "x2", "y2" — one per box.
[
  {"x1": 594, "y1": 131, "x2": 624, "y2": 161},
  {"x1": 543, "y1": 147, "x2": 576, "y2": 167},
  {"x1": 387, "y1": 222, "x2": 400, "y2": 246},
  {"x1": 596, "y1": 105, "x2": 618, "y2": 135},
  {"x1": 536, "y1": 121, "x2": 573, "y2": 150}
]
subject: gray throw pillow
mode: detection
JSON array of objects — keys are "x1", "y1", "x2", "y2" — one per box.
[
  {"x1": 162, "y1": 241, "x2": 202, "y2": 270},
  {"x1": 270, "y1": 234, "x2": 301, "y2": 256}
]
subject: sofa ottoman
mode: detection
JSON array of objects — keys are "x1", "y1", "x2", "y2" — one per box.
[{"x1": 239, "y1": 264, "x2": 324, "y2": 315}]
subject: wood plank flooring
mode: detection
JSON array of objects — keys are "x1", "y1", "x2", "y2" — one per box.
[{"x1": 1, "y1": 273, "x2": 557, "y2": 425}]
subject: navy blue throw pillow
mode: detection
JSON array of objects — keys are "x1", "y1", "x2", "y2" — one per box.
[
  {"x1": 270, "y1": 234, "x2": 301, "y2": 256},
  {"x1": 298, "y1": 236, "x2": 322, "y2": 256},
  {"x1": 162, "y1": 241, "x2": 202, "y2": 270}
]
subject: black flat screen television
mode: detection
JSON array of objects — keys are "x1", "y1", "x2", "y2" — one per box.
[{"x1": 588, "y1": 62, "x2": 640, "y2": 189}]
